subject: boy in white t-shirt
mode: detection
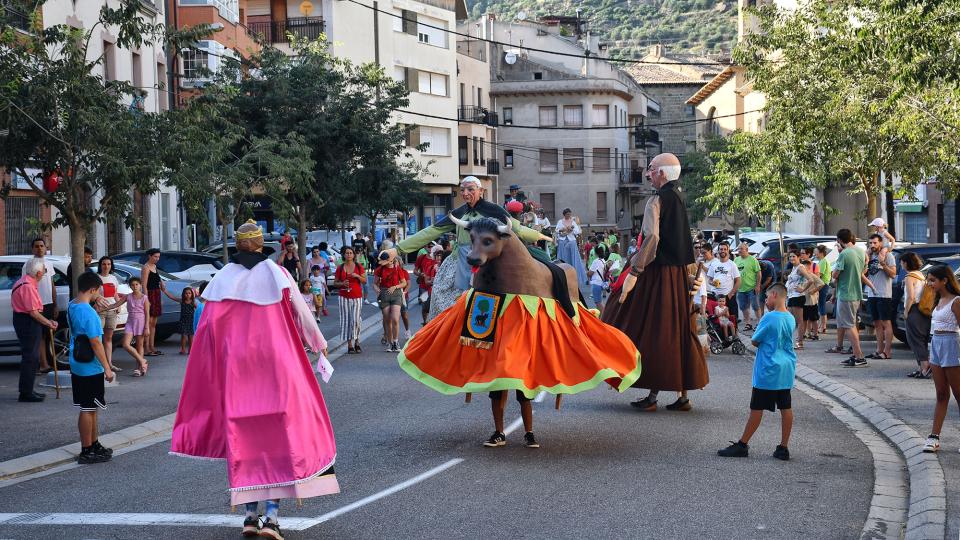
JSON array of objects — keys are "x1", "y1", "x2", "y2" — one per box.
[{"x1": 588, "y1": 245, "x2": 609, "y2": 309}]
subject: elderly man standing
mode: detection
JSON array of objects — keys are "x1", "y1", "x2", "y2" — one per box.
[
  {"x1": 603, "y1": 153, "x2": 709, "y2": 412},
  {"x1": 14, "y1": 257, "x2": 59, "y2": 402},
  {"x1": 23, "y1": 238, "x2": 58, "y2": 373}
]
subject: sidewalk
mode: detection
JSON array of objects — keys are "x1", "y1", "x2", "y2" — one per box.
[
  {"x1": 0, "y1": 298, "x2": 381, "y2": 464},
  {"x1": 739, "y1": 325, "x2": 955, "y2": 538}
]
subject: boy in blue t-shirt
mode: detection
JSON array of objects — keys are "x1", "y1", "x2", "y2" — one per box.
[
  {"x1": 718, "y1": 283, "x2": 797, "y2": 461},
  {"x1": 69, "y1": 272, "x2": 115, "y2": 464}
]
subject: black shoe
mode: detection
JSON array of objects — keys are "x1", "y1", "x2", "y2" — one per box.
[
  {"x1": 718, "y1": 440, "x2": 749, "y2": 457},
  {"x1": 259, "y1": 519, "x2": 284, "y2": 540},
  {"x1": 77, "y1": 449, "x2": 111, "y2": 464},
  {"x1": 843, "y1": 358, "x2": 868, "y2": 368},
  {"x1": 390, "y1": 342, "x2": 400, "y2": 352},
  {"x1": 18, "y1": 393, "x2": 44, "y2": 402},
  {"x1": 92, "y1": 441, "x2": 113, "y2": 456},
  {"x1": 629, "y1": 396, "x2": 657, "y2": 411},
  {"x1": 773, "y1": 445, "x2": 790, "y2": 461},
  {"x1": 665, "y1": 397, "x2": 692, "y2": 411},
  {"x1": 524, "y1": 432, "x2": 540, "y2": 448},
  {"x1": 483, "y1": 431, "x2": 507, "y2": 447},
  {"x1": 241, "y1": 516, "x2": 260, "y2": 537}
]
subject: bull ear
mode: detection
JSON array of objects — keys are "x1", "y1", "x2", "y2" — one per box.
[
  {"x1": 497, "y1": 217, "x2": 512, "y2": 235},
  {"x1": 449, "y1": 214, "x2": 470, "y2": 229}
]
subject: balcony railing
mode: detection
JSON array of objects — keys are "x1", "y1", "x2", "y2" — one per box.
[
  {"x1": 248, "y1": 17, "x2": 325, "y2": 44},
  {"x1": 457, "y1": 106, "x2": 499, "y2": 127},
  {"x1": 486, "y1": 159, "x2": 500, "y2": 176},
  {"x1": 456, "y1": 39, "x2": 486, "y2": 61},
  {"x1": 619, "y1": 169, "x2": 645, "y2": 186},
  {"x1": 2, "y1": 3, "x2": 31, "y2": 33}
]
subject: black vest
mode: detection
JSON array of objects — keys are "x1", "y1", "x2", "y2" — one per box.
[{"x1": 653, "y1": 182, "x2": 695, "y2": 267}]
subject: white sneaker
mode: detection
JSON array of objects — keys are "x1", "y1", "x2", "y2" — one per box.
[
  {"x1": 922, "y1": 435, "x2": 940, "y2": 453},
  {"x1": 404, "y1": 329, "x2": 411, "y2": 340}
]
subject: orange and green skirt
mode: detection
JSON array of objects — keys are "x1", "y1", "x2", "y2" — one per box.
[{"x1": 398, "y1": 289, "x2": 641, "y2": 398}]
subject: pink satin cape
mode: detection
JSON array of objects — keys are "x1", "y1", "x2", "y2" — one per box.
[{"x1": 170, "y1": 292, "x2": 339, "y2": 504}]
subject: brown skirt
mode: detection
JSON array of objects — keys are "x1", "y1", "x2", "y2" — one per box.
[{"x1": 601, "y1": 264, "x2": 709, "y2": 392}]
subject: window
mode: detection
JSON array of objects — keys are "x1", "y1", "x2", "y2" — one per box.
[
  {"x1": 504, "y1": 149, "x2": 514, "y2": 168},
  {"x1": 132, "y1": 52, "x2": 142, "y2": 89},
  {"x1": 592, "y1": 148, "x2": 611, "y2": 171},
  {"x1": 156, "y1": 63, "x2": 168, "y2": 111},
  {"x1": 648, "y1": 107, "x2": 660, "y2": 120},
  {"x1": 459, "y1": 82, "x2": 465, "y2": 108},
  {"x1": 541, "y1": 193, "x2": 556, "y2": 221},
  {"x1": 477, "y1": 87, "x2": 482, "y2": 108},
  {"x1": 592, "y1": 104, "x2": 608, "y2": 126},
  {"x1": 472, "y1": 136, "x2": 479, "y2": 165},
  {"x1": 686, "y1": 104, "x2": 696, "y2": 117},
  {"x1": 4, "y1": 197, "x2": 40, "y2": 256},
  {"x1": 480, "y1": 137, "x2": 485, "y2": 165},
  {"x1": 417, "y1": 18, "x2": 447, "y2": 48},
  {"x1": 417, "y1": 71, "x2": 448, "y2": 96},
  {"x1": 397, "y1": 9, "x2": 417, "y2": 34},
  {"x1": 182, "y1": 49, "x2": 209, "y2": 80},
  {"x1": 563, "y1": 148, "x2": 584, "y2": 172},
  {"x1": 394, "y1": 66, "x2": 406, "y2": 81},
  {"x1": 563, "y1": 105, "x2": 583, "y2": 127},
  {"x1": 539, "y1": 149, "x2": 558, "y2": 172},
  {"x1": 419, "y1": 127, "x2": 450, "y2": 155},
  {"x1": 533, "y1": 72, "x2": 543, "y2": 80},
  {"x1": 161, "y1": 192, "x2": 171, "y2": 250},
  {"x1": 103, "y1": 41, "x2": 116, "y2": 81},
  {"x1": 458, "y1": 136, "x2": 468, "y2": 165},
  {"x1": 596, "y1": 192, "x2": 607, "y2": 222},
  {"x1": 539, "y1": 106, "x2": 557, "y2": 127},
  {"x1": 405, "y1": 125, "x2": 419, "y2": 147},
  {"x1": 503, "y1": 107, "x2": 513, "y2": 125}
]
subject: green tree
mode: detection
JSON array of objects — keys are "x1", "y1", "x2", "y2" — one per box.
[
  {"x1": 679, "y1": 135, "x2": 729, "y2": 224},
  {"x1": 0, "y1": 0, "x2": 206, "y2": 286}
]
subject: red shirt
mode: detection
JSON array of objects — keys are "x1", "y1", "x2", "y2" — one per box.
[
  {"x1": 419, "y1": 257, "x2": 438, "y2": 292},
  {"x1": 11, "y1": 275, "x2": 43, "y2": 313},
  {"x1": 336, "y1": 263, "x2": 365, "y2": 299},
  {"x1": 375, "y1": 264, "x2": 409, "y2": 289}
]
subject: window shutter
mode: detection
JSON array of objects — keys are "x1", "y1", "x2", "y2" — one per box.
[
  {"x1": 407, "y1": 126, "x2": 420, "y2": 147},
  {"x1": 404, "y1": 67, "x2": 418, "y2": 92},
  {"x1": 403, "y1": 10, "x2": 418, "y2": 35}
]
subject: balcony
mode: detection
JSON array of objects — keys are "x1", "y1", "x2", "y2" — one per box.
[
  {"x1": 248, "y1": 16, "x2": 324, "y2": 44},
  {"x1": 456, "y1": 39, "x2": 486, "y2": 61},
  {"x1": 457, "y1": 106, "x2": 499, "y2": 127},
  {"x1": 486, "y1": 159, "x2": 500, "y2": 176},
  {"x1": 619, "y1": 169, "x2": 646, "y2": 188},
  {"x1": 633, "y1": 128, "x2": 661, "y2": 148},
  {"x1": 2, "y1": 2, "x2": 31, "y2": 33}
]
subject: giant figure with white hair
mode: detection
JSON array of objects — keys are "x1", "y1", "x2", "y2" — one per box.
[{"x1": 602, "y1": 153, "x2": 710, "y2": 412}]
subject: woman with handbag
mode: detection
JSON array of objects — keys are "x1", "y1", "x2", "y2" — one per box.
[
  {"x1": 902, "y1": 253, "x2": 933, "y2": 379},
  {"x1": 332, "y1": 246, "x2": 367, "y2": 354}
]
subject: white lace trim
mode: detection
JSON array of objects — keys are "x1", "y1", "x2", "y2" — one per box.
[
  {"x1": 201, "y1": 260, "x2": 291, "y2": 305},
  {"x1": 228, "y1": 457, "x2": 337, "y2": 492}
]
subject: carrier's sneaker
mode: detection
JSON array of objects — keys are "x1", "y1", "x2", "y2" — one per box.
[
  {"x1": 483, "y1": 431, "x2": 507, "y2": 447},
  {"x1": 773, "y1": 445, "x2": 790, "y2": 461},
  {"x1": 922, "y1": 435, "x2": 941, "y2": 453},
  {"x1": 241, "y1": 516, "x2": 260, "y2": 537},
  {"x1": 258, "y1": 519, "x2": 284, "y2": 540},
  {"x1": 717, "y1": 441, "x2": 749, "y2": 458},
  {"x1": 524, "y1": 432, "x2": 540, "y2": 448},
  {"x1": 77, "y1": 449, "x2": 111, "y2": 464}
]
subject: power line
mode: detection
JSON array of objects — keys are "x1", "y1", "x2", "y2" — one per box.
[
  {"x1": 394, "y1": 107, "x2": 762, "y2": 130},
  {"x1": 344, "y1": 0, "x2": 728, "y2": 67}
]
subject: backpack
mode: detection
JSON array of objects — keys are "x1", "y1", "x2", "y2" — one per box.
[{"x1": 909, "y1": 271, "x2": 935, "y2": 317}]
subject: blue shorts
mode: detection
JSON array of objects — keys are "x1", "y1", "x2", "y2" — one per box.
[
  {"x1": 736, "y1": 291, "x2": 758, "y2": 312},
  {"x1": 930, "y1": 334, "x2": 960, "y2": 368},
  {"x1": 818, "y1": 285, "x2": 830, "y2": 316},
  {"x1": 591, "y1": 284, "x2": 604, "y2": 306}
]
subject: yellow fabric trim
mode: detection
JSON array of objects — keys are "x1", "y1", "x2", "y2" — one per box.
[
  {"x1": 543, "y1": 298, "x2": 557, "y2": 321},
  {"x1": 519, "y1": 295, "x2": 541, "y2": 318}
]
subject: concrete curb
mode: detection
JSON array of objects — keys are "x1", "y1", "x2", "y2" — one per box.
[
  {"x1": 0, "y1": 309, "x2": 388, "y2": 485},
  {"x1": 793, "y1": 363, "x2": 946, "y2": 540}
]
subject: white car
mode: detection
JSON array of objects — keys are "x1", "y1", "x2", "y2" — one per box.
[{"x1": 0, "y1": 255, "x2": 130, "y2": 353}]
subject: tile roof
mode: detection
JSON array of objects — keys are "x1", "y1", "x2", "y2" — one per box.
[{"x1": 626, "y1": 63, "x2": 706, "y2": 84}]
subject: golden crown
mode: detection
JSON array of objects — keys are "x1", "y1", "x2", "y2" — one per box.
[{"x1": 235, "y1": 220, "x2": 263, "y2": 241}]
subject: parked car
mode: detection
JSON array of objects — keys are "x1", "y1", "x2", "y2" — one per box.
[
  {"x1": 203, "y1": 238, "x2": 284, "y2": 258},
  {"x1": 113, "y1": 250, "x2": 224, "y2": 281},
  {"x1": 889, "y1": 255, "x2": 960, "y2": 343},
  {"x1": 753, "y1": 235, "x2": 837, "y2": 279},
  {"x1": 92, "y1": 260, "x2": 199, "y2": 342},
  {"x1": 0, "y1": 255, "x2": 70, "y2": 354}
]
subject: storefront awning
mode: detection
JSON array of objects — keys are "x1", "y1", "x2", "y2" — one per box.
[{"x1": 895, "y1": 202, "x2": 924, "y2": 213}]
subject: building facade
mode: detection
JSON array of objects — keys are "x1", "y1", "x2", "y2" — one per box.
[
  {"x1": 455, "y1": 21, "x2": 499, "y2": 208},
  {"x1": 0, "y1": 0, "x2": 182, "y2": 256},
  {"x1": 484, "y1": 16, "x2": 650, "y2": 236}
]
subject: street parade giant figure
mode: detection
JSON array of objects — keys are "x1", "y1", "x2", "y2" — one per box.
[
  {"x1": 602, "y1": 153, "x2": 709, "y2": 412},
  {"x1": 170, "y1": 220, "x2": 338, "y2": 540},
  {"x1": 396, "y1": 212, "x2": 642, "y2": 448},
  {"x1": 385, "y1": 176, "x2": 548, "y2": 322}
]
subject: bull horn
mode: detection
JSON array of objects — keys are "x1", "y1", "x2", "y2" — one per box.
[
  {"x1": 497, "y1": 216, "x2": 512, "y2": 234},
  {"x1": 448, "y1": 214, "x2": 470, "y2": 229}
]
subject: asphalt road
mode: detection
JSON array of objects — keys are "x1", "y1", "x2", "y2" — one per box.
[{"x1": 0, "y1": 307, "x2": 874, "y2": 539}]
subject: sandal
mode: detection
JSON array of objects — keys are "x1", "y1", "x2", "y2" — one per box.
[
  {"x1": 109, "y1": 364, "x2": 123, "y2": 372},
  {"x1": 795, "y1": 342, "x2": 805, "y2": 350},
  {"x1": 866, "y1": 353, "x2": 881, "y2": 359},
  {"x1": 825, "y1": 346, "x2": 845, "y2": 353},
  {"x1": 907, "y1": 370, "x2": 921, "y2": 378},
  {"x1": 917, "y1": 370, "x2": 933, "y2": 379},
  {"x1": 346, "y1": 347, "x2": 357, "y2": 354},
  {"x1": 132, "y1": 369, "x2": 145, "y2": 377},
  {"x1": 876, "y1": 352, "x2": 891, "y2": 360},
  {"x1": 354, "y1": 344, "x2": 362, "y2": 354}
]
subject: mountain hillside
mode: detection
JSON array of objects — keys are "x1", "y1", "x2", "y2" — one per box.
[{"x1": 467, "y1": 0, "x2": 738, "y2": 57}]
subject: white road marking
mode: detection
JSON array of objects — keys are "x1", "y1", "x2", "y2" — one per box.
[{"x1": 0, "y1": 458, "x2": 464, "y2": 531}]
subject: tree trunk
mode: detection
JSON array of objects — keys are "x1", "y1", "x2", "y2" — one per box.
[
  {"x1": 218, "y1": 206, "x2": 229, "y2": 265},
  {"x1": 883, "y1": 172, "x2": 896, "y2": 237},
  {"x1": 68, "y1": 215, "x2": 89, "y2": 297},
  {"x1": 298, "y1": 204, "x2": 308, "y2": 273},
  {"x1": 776, "y1": 216, "x2": 785, "y2": 279},
  {"x1": 340, "y1": 221, "x2": 347, "y2": 250}
]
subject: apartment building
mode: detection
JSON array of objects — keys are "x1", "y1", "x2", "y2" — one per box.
[
  {"x1": 484, "y1": 15, "x2": 651, "y2": 235},
  {"x1": 243, "y1": 0, "x2": 463, "y2": 232},
  {"x1": 455, "y1": 20, "x2": 498, "y2": 209},
  {"x1": 0, "y1": 0, "x2": 181, "y2": 256}
]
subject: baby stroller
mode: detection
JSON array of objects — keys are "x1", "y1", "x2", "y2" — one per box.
[{"x1": 704, "y1": 293, "x2": 746, "y2": 356}]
